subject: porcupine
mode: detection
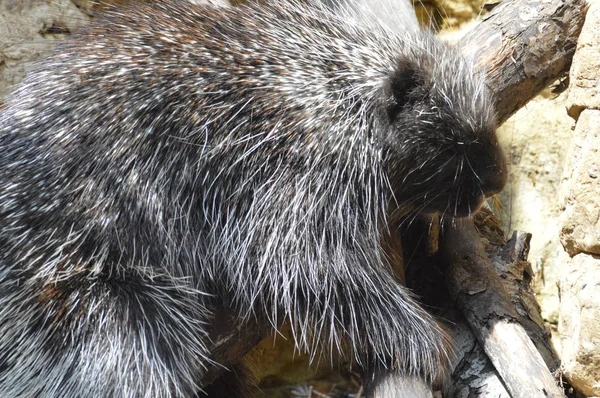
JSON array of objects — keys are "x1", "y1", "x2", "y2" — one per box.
[{"x1": 0, "y1": 0, "x2": 507, "y2": 396}]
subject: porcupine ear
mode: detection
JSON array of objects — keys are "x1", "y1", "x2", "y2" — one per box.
[{"x1": 385, "y1": 58, "x2": 429, "y2": 122}]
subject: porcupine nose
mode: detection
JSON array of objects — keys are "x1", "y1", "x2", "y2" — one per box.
[
  {"x1": 452, "y1": 147, "x2": 507, "y2": 217},
  {"x1": 480, "y1": 147, "x2": 508, "y2": 198}
]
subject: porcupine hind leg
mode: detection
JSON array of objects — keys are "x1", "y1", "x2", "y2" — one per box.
[{"x1": 0, "y1": 265, "x2": 211, "y2": 398}]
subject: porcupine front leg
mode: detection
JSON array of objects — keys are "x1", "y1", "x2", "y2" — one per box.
[
  {"x1": 0, "y1": 263, "x2": 211, "y2": 398},
  {"x1": 223, "y1": 172, "x2": 451, "y2": 394},
  {"x1": 320, "y1": 265, "x2": 449, "y2": 383},
  {"x1": 254, "y1": 248, "x2": 450, "y2": 391}
]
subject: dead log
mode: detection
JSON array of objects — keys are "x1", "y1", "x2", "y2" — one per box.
[
  {"x1": 202, "y1": 0, "x2": 587, "y2": 391},
  {"x1": 439, "y1": 217, "x2": 565, "y2": 398},
  {"x1": 458, "y1": 0, "x2": 586, "y2": 125},
  {"x1": 491, "y1": 230, "x2": 561, "y2": 372},
  {"x1": 202, "y1": 307, "x2": 269, "y2": 386}
]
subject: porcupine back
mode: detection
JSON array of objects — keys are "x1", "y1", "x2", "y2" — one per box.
[{"x1": 0, "y1": 1, "x2": 505, "y2": 397}]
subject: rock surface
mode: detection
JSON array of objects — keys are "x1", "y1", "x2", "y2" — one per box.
[
  {"x1": 560, "y1": 109, "x2": 600, "y2": 257},
  {"x1": 558, "y1": 253, "x2": 600, "y2": 397},
  {"x1": 0, "y1": 0, "x2": 90, "y2": 100},
  {"x1": 567, "y1": 3, "x2": 600, "y2": 119},
  {"x1": 558, "y1": 3, "x2": 600, "y2": 395},
  {"x1": 496, "y1": 88, "x2": 574, "y2": 324},
  {"x1": 557, "y1": 109, "x2": 600, "y2": 396},
  {"x1": 436, "y1": 0, "x2": 488, "y2": 27}
]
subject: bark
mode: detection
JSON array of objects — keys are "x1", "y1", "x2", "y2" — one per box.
[
  {"x1": 439, "y1": 216, "x2": 564, "y2": 398},
  {"x1": 457, "y1": 0, "x2": 586, "y2": 125}
]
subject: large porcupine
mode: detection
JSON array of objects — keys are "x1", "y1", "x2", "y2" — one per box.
[{"x1": 0, "y1": 0, "x2": 507, "y2": 396}]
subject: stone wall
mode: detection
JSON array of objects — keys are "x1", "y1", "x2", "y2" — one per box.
[
  {"x1": 558, "y1": 3, "x2": 600, "y2": 395},
  {"x1": 0, "y1": 0, "x2": 90, "y2": 100}
]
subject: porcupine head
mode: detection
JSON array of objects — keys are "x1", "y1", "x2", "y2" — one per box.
[{"x1": 381, "y1": 33, "x2": 507, "y2": 219}]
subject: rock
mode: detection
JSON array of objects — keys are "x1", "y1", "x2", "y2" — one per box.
[
  {"x1": 0, "y1": 0, "x2": 90, "y2": 100},
  {"x1": 558, "y1": 253, "x2": 600, "y2": 397},
  {"x1": 436, "y1": 0, "x2": 488, "y2": 28},
  {"x1": 496, "y1": 87, "x2": 574, "y2": 324},
  {"x1": 567, "y1": 3, "x2": 600, "y2": 119},
  {"x1": 559, "y1": 4, "x2": 600, "y2": 396},
  {"x1": 559, "y1": 109, "x2": 600, "y2": 257}
]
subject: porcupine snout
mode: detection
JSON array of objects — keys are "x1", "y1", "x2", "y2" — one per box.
[{"x1": 450, "y1": 134, "x2": 507, "y2": 217}]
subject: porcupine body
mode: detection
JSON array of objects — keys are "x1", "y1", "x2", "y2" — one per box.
[{"x1": 0, "y1": 1, "x2": 506, "y2": 397}]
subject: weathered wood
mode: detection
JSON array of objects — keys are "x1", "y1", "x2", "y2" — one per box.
[
  {"x1": 458, "y1": 0, "x2": 587, "y2": 125},
  {"x1": 365, "y1": 374, "x2": 434, "y2": 398},
  {"x1": 439, "y1": 219, "x2": 565, "y2": 398},
  {"x1": 447, "y1": 319, "x2": 511, "y2": 398},
  {"x1": 446, "y1": 211, "x2": 563, "y2": 397},
  {"x1": 492, "y1": 231, "x2": 561, "y2": 372}
]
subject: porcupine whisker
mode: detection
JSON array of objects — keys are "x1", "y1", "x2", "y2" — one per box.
[
  {"x1": 463, "y1": 154, "x2": 484, "y2": 185},
  {"x1": 399, "y1": 193, "x2": 444, "y2": 230},
  {"x1": 412, "y1": 154, "x2": 459, "y2": 186}
]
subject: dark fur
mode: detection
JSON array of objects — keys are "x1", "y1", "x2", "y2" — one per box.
[
  {"x1": 203, "y1": 363, "x2": 256, "y2": 397},
  {"x1": 0, "y1": 1, "x2": 506, "y2": 397}
]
